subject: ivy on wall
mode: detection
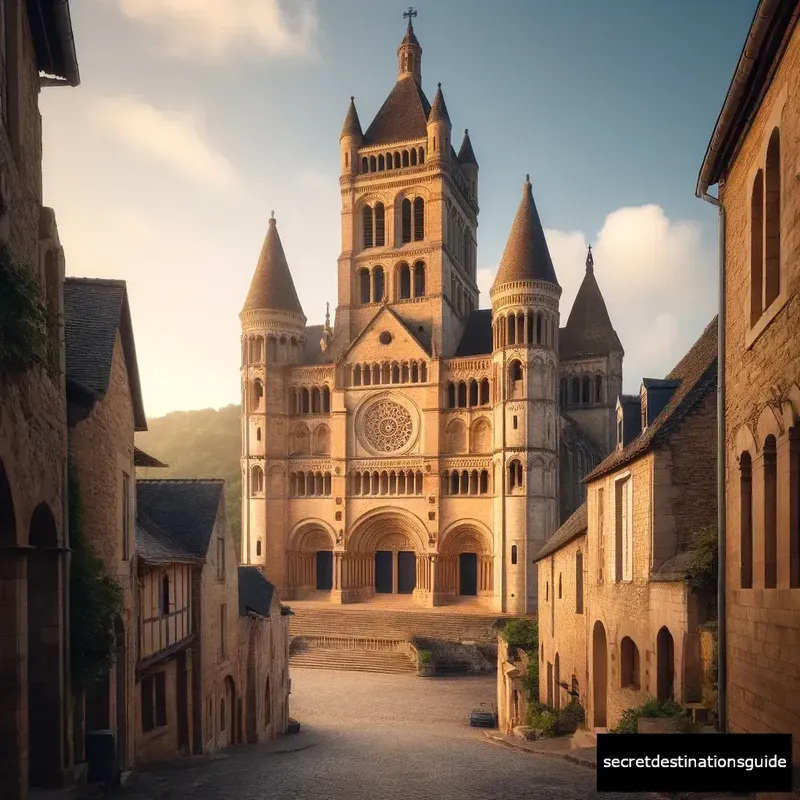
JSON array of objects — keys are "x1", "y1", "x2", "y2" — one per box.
[
  {"x1": 0, "y1": 245, "x2": 58, "y2": 376},
  {"x1": 69, "y1": 457, "x2": 124, "y2": 690}
]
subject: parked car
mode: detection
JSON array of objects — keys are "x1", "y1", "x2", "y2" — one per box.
[{"x1": 469, "y1": 704, "x2": 497, "y2": 728}]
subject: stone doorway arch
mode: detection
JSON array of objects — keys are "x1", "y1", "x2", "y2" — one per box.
[
  {"x1": 286, "y1": 522, "x2": 336, "y2": 598},
  {"x1": 437, "y1": 522, "x2": 494, "y2": 605},
  {"x1": 592, "y1": 620, "x2": 608, "y2": 729},
  {"x1": 656, "y1": 626, "x2": 675, "y2": 702}
]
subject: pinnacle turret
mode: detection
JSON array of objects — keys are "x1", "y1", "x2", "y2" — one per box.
[
  {"x1": 397, "y1": 7, "x2": 422, "y2": 83},
  {"x1": 458, "y1": 129, "x2": 478, "y2": 166},
  {"x1": 340, "y1": 96, "x2": 363, "y2": 140}
]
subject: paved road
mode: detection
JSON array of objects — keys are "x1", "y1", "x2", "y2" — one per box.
[{"x1": 135, "y1": 669, "x2": 661, "y2": 800}]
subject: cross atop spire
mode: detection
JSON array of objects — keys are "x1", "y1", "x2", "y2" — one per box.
[
  {"x1": 404, "y1": 6, "x2": 417, "y2": 28},
  {"x1": 586, "y1": 244, "x2": 594, "y2": 272}
]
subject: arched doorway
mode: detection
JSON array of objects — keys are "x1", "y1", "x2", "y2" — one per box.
[
  {"x1": 286, "y1": 524, "x2": 335, "y2": 597},
  {"x1": 223, "y1": 677, "x2": 236, "y2": 746},
  {"x1": 657, "y1": 626, "x2": 675, "y2": 702},
  {"x1": 592, "y1": 621, "x2": 608, "y2": 728},
  {"x1": 27, "y1": 502, "x2": 62, "y2": 786},
  {"x1": 437, "y1": 523, "x2": 493, "y2": 604}
]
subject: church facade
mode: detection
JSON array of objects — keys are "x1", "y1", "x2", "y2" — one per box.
[{"x1": 238, "y1": 18, "x2": 623, "y2": 614}]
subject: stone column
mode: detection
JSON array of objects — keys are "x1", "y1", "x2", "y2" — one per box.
[{"x1": 429, "y1": 554, "x2": 438, "y2": 607}]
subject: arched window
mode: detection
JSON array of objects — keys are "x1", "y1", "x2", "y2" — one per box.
[
  {"x1": 394, "y1": 151, "x2": 401, "y2": 168},
  {"x1": 399, "y1": 263, "x2": 411, "y2": 299},
  {"x1": 359, "y1": 268, "x2": 371, "y2": 303},
  {"x1": 509, "y1": 360, "x2": 523, "y2": 398},
  {"x1": 413, "y1": 261, "x2": 425, "y2": 297},
  {"x1": 582, "y1": 375, "x2": 591, "y2": 404},
  {"x1": 508, "y1": 460, "x2": 523, "y2": 490},
  {"x1": 576, "y1": 551, "x2": 584, "y2": 613},
  {"x1": 480, "y1": 378, "x2": 490, "y2": 405},
  {"x1": 413, "y1": 197, "x2": 424, "y2": 241},
  {"x1": 372, "y1": 267, "x2": 384, "y2": 302},
  {"x1": 620, "y1": 637, "x2": 640, "y2": 689},
  {"x1": 361, "y1": 157, "x2": 368, "y2": 173},
  {"x1": 378, "y1": 154, "x2": 385, "y2": 171},
  {"x1": 363, "y1": 205, "x2": 373, "y2": 249},
  {"x1": 418, "y1": 147, "x2": 424, "y2": 164},
  {"x1": 740, "y1": 452, "x2": 753, "y2": 588},
  {"x1": 457, "y1": 381, "x2": 467, "y2": 408},
  {"x1": 252, "y1": 379, "x2": 264, "y2": 410},
  {"x1": 301, "y1": 388, "x2": 310, "y2": 414},
  {"x1": 322, "y1": 386, "x2": 331, "y2": 413},
  {"x1": 251, "y1": 466, "x2": 264, "y2": 495},
  {"x1": 511, "y1": 545, "x2": 517, "y2": 565},
  {"x1": 256, "y1": 427, "x2": 262, "y2": 442},
  {"x1": 571, "y1": 377, "x2": 580, "y2": 404},
  {"x1": 401, "y1": 198, "x2": 412, "y2": 243},
  {"x1": 256, "y1": 540, "x2": 262, "y2": 557},
  {"x1": 595, "y1": 375, "x2": 603, "y2": 404},
  {"x1": 369, "y1": 155, "x2": 376, "y2": 172},
  {"x1": 507, "y1": 315, "x2": 516, "y2": 345},
  {"x1": 402, "y1": 150, "x2": 409, "y2": 168},
  {"x1": 560, "y1": 377, "x2": 567, "y2": 406},
  {"x1": 161, "y1": 573, "x2": 170, "y2": 616},
  {"x1": 750, "y1": 169, "x2": 764, "y2": 326},
  {"x1": 311, "y1": 387, "x2": 320, "y2": 414},
  {"x1": 410, "y1": 148, "x2": 417, "y2": 166},
  {"x1": 446, "y1": 382, "x2": 455, "y2": 408},
  {"x1": 375, "y1": 202, "x2": 385, "y2": 247},
  {"x1": 764, "y1": 435, "x2": 777, "y2": 588},
  {"x1": 764, "y1": 128, "x2": 781, "y2": 309}
]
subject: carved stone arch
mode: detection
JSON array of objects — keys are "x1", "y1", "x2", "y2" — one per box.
[
  {"x1": 757, "y1": 404, "x2": 784, "y2": 445},
  {"x1": 348, "y1": 506, "x2": 428, "y2": 554},
  {"x1": 444, "y1": 417, "x2": 467, "y2": 454},
  {"x1": 288, "y1": 520, "x2": 336, "y2": 552},
  {"x1": 470, "y1": 416, "x2": 492, "y2": 453},
  {"x1": 781, "y1": 383, "x2": 800, "y2": 428},
  {"x1": 438, "y1": 519, "x2": 494, "y2": 556},
  {"x1": 291, "y1": 423, "x2": 311, "y2": 456},
  {"x1": 312, "y1": 423, "x2": 331, "y2": 456}
]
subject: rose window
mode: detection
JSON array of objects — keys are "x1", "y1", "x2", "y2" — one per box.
[{"x1": 362, "y1": 400, "x2": 414, "y2": 453}]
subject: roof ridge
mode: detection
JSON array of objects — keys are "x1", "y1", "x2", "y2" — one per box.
[
  {"x1": 136, "y1": 478, "x2": 225, "y2": 485},
  {"x1": 65, "y1": 277, "x2": 127, "y2": 287}
]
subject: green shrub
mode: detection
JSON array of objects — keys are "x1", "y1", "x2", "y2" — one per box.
[
  {"x1": 417, "y1": 649, "x2": 433, "y2": 666},
  {"x1": 611, "y1": 697, "x2": 698, "y2": 734},
  {"x1": 521, "y1": 658, "x2": 539, "y2": 704},
  {"x1": 503, "y1": 618, "x2": 538, "y2": 652},
  {"x1": 555, "y1": 701, "x2": 585, "y2": 735},
  {"x1": 526, "y1": 702, "x2": 557, "y2": 736}
]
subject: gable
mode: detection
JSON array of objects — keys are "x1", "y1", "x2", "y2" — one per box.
[{"x1": 343, "y1": 306, "x2": 430, "y2": 365}]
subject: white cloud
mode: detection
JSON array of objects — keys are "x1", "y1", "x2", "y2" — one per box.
[
  {"x1": 479, "y1": 204, "x2": 717, "y2": 393},
  {"x1": 114, "y1": 0, "x2": 319, "y2": 61},
  {"x1": 90, "y1": 96, "x2": 239, "y2": 192}
]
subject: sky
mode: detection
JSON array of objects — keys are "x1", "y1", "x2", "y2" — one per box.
[{"x1": 41, "y1": 0, "x2": 757, "y2": 419}]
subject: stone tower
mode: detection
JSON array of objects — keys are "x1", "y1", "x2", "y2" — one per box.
[
  {"x1": 240, "y1": 213, "x2": 306, "y2": 576},
  {"x1": 490, "y1": 177, "x2": 561, "y2": 613},
  {"x1": 558, "y1": 246, "x2": 624, "y2": 454},
  {"x1": 335, "y1": 13, "x2": 479, "y2": 358}
]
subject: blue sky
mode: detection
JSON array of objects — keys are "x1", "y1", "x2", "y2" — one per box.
[{"x1": 41, "y1": 0, "x2": 756, "y2": 418}]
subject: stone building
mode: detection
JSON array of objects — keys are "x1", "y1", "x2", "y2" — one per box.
[
  {"x1": 135, "y1": 480, "x2": 245, "y2": 754},
  {"x1": 237, "y1": 567, "x2": 291, "y2": 742},
  {"x1": 534, "y1": 318, "x2": 718, "y2": 731},
  {"x1": 63, "y1": 278, "x2": 147, "y2": 778},
  {"x1": 0, "y1": 2, "x2": 80, "y2": 798},
  {"x1": 695, "y1": 0, "x2": 800, "y2": 759},
  {"x1": 238, "y1": 16, "x2": 623, "y2": 615}
]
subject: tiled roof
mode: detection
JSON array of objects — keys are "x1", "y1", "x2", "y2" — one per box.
[
  {"x1": 560, "y1": 249, "x2": 623, "y2": 359},
  {"x1": 454, "y1": 309, "x2": 493, "y2": 356},
  {"x1": 586, "y1": 316, "x2": 718, "y2": 481},
  {"x1": 241, "y1": 215, "x2": 304, "y2": 316},
  {"x1": 135, "y1": 479, "x2": 225, "y2": 559},
  {"x1": 363, "y1": 75, "x2": 432, "y2": 146},
  {"x1": 301, "y1": 324, "x2": 336, "y2": 365},
  {"x1": 492, "y1": 177, "x2": 559, "y2": 290},
  {"x1": 428, "y1": 83, "x2": 450, "y2": 124},
  {"x1": 340, "y1": 97, "x2": 363, "y2": 139},
  {"x1": 238, "y1": 566, "x2": 276, "y2": 617},
  {"x1": 63, "y1": 278, "x2": 147, "y2": 430},
  {"x1": 136, "y1": 514, "x2": 201, "y2": 565},
  {"x1": 533, "y1": 503, "x2": 587, "y2": 562},
  {"x1": 457, "y1": 129, "x2": 477, "y2": 166},
  {"x1": 134, "y1": 447, "x2": 168, "y2": 469},
  {"x1": 400, "y1": 20, "x2": 420, "y2": 48}
]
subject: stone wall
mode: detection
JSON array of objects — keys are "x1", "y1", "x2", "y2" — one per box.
[{"x1": 718, "y1": 15, "x2": 800, "y2": 761}]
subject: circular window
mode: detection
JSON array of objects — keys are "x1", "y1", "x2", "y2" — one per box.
[{"x1": 379, "y1": 331, "x2": 393, "y2": 345}]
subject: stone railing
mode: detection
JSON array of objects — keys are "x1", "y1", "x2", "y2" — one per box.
[{"x1": 291, "y1": 635, "x2": 406, "y2": 653}]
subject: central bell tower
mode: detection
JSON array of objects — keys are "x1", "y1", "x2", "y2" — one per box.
[{"x1": 335, "y1": 9, "x2": 480, "y2": 357}]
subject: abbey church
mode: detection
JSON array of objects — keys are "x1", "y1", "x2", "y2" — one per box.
[{"x1": 239, "y1": 16, "x2": 623, "y2": 614}]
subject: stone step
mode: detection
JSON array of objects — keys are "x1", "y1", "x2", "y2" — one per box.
[{"x1": 290, "y1": 648, "x2": 416, "y2": 674}]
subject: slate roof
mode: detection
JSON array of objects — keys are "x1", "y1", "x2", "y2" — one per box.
[
  {"x1": 642, "y1": 378, "x2": 680, "y2": 390},
  {"x1": 63, "y1": 278, "x2": 147, "y2": 430},
  {"x1": 560, "y1": 249, "x2": 623, "y2": 359},
  {"x1": 457, "y1": 129, "x2": 477, "y2": 166},
  {"x1": 492, "y1": 177, "x2": 559, "y2": 290},
  {"x1": 135, "y1": 479, "x2": 225, "y2": 559},
  {"x1": 238, "y1": 567, "x2": 276, "y2": 617},
  {"x1": 454, "y1": 310, "x2": 493, "y2": 356},
  {"x1": 363, "y1": 75, "x2": 432, "y2": 146},
  {"x1": 340, "y1": 97, "x2": 363, "y2": 139},
  {"x1": 28, "y1": 0, "x2": 80, "y2": 86},
  {"x1": 301, "y1": 324, "x2": 336, "y2": 365},
  {"x1": 134, "y1": 447, "x2": 168, "y2": 469},
  {"x1": 586, "y1": 316, "x2": 718, "y2": 481},
  {"x1": 136, "y1": 514, "x2": 201, "y2": 565},
  {"x1": 533, "y1": 503, "x2": 587, "y2": 563},
  {"x1": 428, "y1": 83, "x2": 450, "y2": 124},
  {"x1": 241, "y1": 215, "x2": 304, "y2": 316}
]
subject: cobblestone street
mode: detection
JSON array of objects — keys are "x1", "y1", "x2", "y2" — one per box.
[{"x1": 130, "y1": 669, "x2": 663, "y2": 800}]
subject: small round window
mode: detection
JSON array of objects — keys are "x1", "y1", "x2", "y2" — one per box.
[{"x1": 379, "y1": 331, "x2": 393, "y2": 345}]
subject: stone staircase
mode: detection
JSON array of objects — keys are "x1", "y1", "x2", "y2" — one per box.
[
  {"x1": 290, "y1": 648, "x2": 416, "y2": 674},
  {"x1": 289, "y1": 606, "x2": 512, "y2": 645}
]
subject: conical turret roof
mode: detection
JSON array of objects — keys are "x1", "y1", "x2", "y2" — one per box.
[
  {"x1": 458, "y1": 129, "x2": 477, "y2": 166},
  {"x1": 340, "y1": 96, "x2": 363, "y2": 139},
  {"x1": 242, "y1": 213, "x2": 303, "y2": 316},
  {"x1": 560, "y1": 247, "x2": 623, "y2": 358},
  {"x1": 492, "y1": 176, "x2": 559, "y2": 289},
  {"x1": 428, "y1": 83, "x2": 450, "y2": 124}
]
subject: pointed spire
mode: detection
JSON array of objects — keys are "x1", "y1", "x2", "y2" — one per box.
[
  {"x1": 398, "y1": 7, "x2": 422, "y2": 82},
  {"x1": 458, "y1": 128, "x2": 478, "y2": 166},
  {"x1": 586, "y1": 245, "x2": 594, "y2": 273},
  {"x1": 492, "y1": 176, "x2": 559, "y2": 290},
  {"x1": 324, "y1": 302, "x2": 331, "y2": 332},
  {"x1": 241, "y1": 213, "x2": 304, "y2": 316},
  {"x1": 401, "y1": 6, "x2": 420, "y2": 46},
  {"x1": 428, "y1": 83, "x2": 450, "y2": 125},
  {"x1": 340, "y1": 96, "x2": 362, "y2": 140}
]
